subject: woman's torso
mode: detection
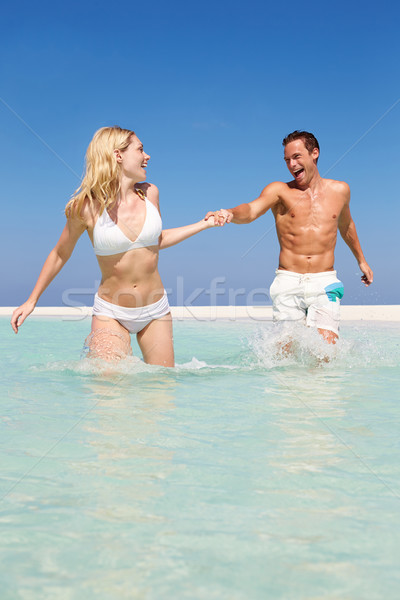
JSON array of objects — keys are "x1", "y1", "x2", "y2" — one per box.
[{"x1": 85, "y1": 184, "x2": 164, "y2": 307}]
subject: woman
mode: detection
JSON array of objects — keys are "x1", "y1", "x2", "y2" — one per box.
[{"x1": 11, "y1": 126, "x2": 217, "y2": 366}]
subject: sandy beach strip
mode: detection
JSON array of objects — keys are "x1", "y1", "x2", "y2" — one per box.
[{"x1": 1, "y1": 305, "x2": 400, "y2": 321}]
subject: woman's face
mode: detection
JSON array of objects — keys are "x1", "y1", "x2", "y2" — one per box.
[{"x1": 117, "y1": 135, "x2": 150, "y2": 181}]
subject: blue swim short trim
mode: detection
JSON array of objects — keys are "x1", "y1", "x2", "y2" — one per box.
[{"x1": 324, "y1": 282, "x2": 344, "y2": 302}]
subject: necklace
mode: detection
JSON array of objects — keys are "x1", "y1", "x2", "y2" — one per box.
[{"x1": 135, "y1": 187, "x2": 146, "y2": 201}]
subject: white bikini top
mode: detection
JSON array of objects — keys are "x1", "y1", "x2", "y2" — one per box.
[{"x1": 93, "y1": 197, "x2": 162, "y2": 256}]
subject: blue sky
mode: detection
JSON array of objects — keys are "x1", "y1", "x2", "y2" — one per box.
[{"x1": 1, "y1": 0, "x2": 399, "y2": 306}]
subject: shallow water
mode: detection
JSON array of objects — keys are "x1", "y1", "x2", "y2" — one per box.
[{"x1": 1, "y1": 317, "x2": 400, "y2": 599}]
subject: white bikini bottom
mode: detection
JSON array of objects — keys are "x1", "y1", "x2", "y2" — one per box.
[{"x1": 92, "y1": 291, "x2": 170, "y2": 334}]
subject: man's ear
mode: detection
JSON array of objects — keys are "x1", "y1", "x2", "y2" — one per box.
[{"x1": 312, "y1": 147, "x2": 319, "y2": 162}]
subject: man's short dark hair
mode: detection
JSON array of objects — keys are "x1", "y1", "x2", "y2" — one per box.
[{"x1": 282, "y1": 130, "x2": 320, "y2": 155}]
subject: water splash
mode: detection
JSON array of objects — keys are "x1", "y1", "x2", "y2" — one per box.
[
  {"x1": 29, "y1": 322, "x2": 400, "y2": 376},
  {"x1": 176, "y1": 357, "x2": 238, "y2": 371},
  {"x1": 82, "y1": 328, "x2": 131, "y2": 362},
  {"x1": 31, "y1": 355, "x2": 147, "y2": 376},
  {"x1": 248, "y1": 322, "x2": 400, "y2": 370}
]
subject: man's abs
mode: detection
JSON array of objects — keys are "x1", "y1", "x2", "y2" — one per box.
[{"x1": 277, "y1": 247, "x2": 335, "y2": 274}]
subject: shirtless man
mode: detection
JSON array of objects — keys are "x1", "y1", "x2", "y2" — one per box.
[{"x1": 206, "y1": 130, "x2": 373, "y2": 343}]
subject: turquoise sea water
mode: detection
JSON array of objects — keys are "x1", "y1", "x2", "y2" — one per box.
[{"x1": 1, "y1": 316, "x2": 400, "y2": 599}]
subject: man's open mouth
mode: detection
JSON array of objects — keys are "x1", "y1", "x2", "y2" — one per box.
[{"x1": 294, "y1": 168, "x2": 304, "y2": 178}]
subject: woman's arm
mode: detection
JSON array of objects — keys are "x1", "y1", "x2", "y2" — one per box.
[
  {"x1": 11, "y1": 216, "x2": 87, "y2": 333},
  {"x1": 144, "y1": 183, "x2": 217, "y2": 250},
  {"x1": 159, "y1": 216, "x2": 216, "y2": 250}
]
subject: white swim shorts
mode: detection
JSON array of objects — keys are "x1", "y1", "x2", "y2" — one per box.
[{"x1": 269, "y1": 270, "x2": 344, "y2": 335}]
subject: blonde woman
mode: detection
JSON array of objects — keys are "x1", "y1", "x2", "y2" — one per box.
[{"x1": 11, "y1": 126, "x2": 217, "y2": 366}]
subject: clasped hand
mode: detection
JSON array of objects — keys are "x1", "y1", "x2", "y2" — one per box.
[{"x1": 204, "y1": 208, "x2": 232, "y2": 226}]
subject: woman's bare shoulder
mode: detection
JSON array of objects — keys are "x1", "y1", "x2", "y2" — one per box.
[
  {"x1": 137, "y1": 182, "x2": 160, "y2": 205},
  {"x1": 68, "y1": 196, "x2": 99, "y2": 229}
]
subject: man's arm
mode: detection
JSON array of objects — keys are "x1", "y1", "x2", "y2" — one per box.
[
  {"x1": 338, "y1": 184, "x2": 373, "y2": 286},
  {"x1": 205, "y1": 181, "x2": 282, "y2": 225}
]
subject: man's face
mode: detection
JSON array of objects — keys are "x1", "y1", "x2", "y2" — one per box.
[{"x1": 284, "y1": 139, "x2": 319, "y2": 187}]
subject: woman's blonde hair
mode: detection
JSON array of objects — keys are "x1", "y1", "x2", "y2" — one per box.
[{"x1": 65, "y1": 126, "x2": 135, "y2": 218}]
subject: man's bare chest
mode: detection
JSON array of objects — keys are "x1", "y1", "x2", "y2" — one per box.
[{"x1": 274, "y1": 191, "x2": 345, "y2": 226}]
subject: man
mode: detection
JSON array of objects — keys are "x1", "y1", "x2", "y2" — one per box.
[{"x1": 205, "y1": 130, "x2": 373, "y2": 343}]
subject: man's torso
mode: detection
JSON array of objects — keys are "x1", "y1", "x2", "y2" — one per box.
[{"x1": 271, "y1": 178, "x2": 348, "y2": 273}]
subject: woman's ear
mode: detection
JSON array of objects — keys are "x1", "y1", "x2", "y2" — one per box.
[{"x1": 114, "y1": 149, "x2": 122, "y2": 163}]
